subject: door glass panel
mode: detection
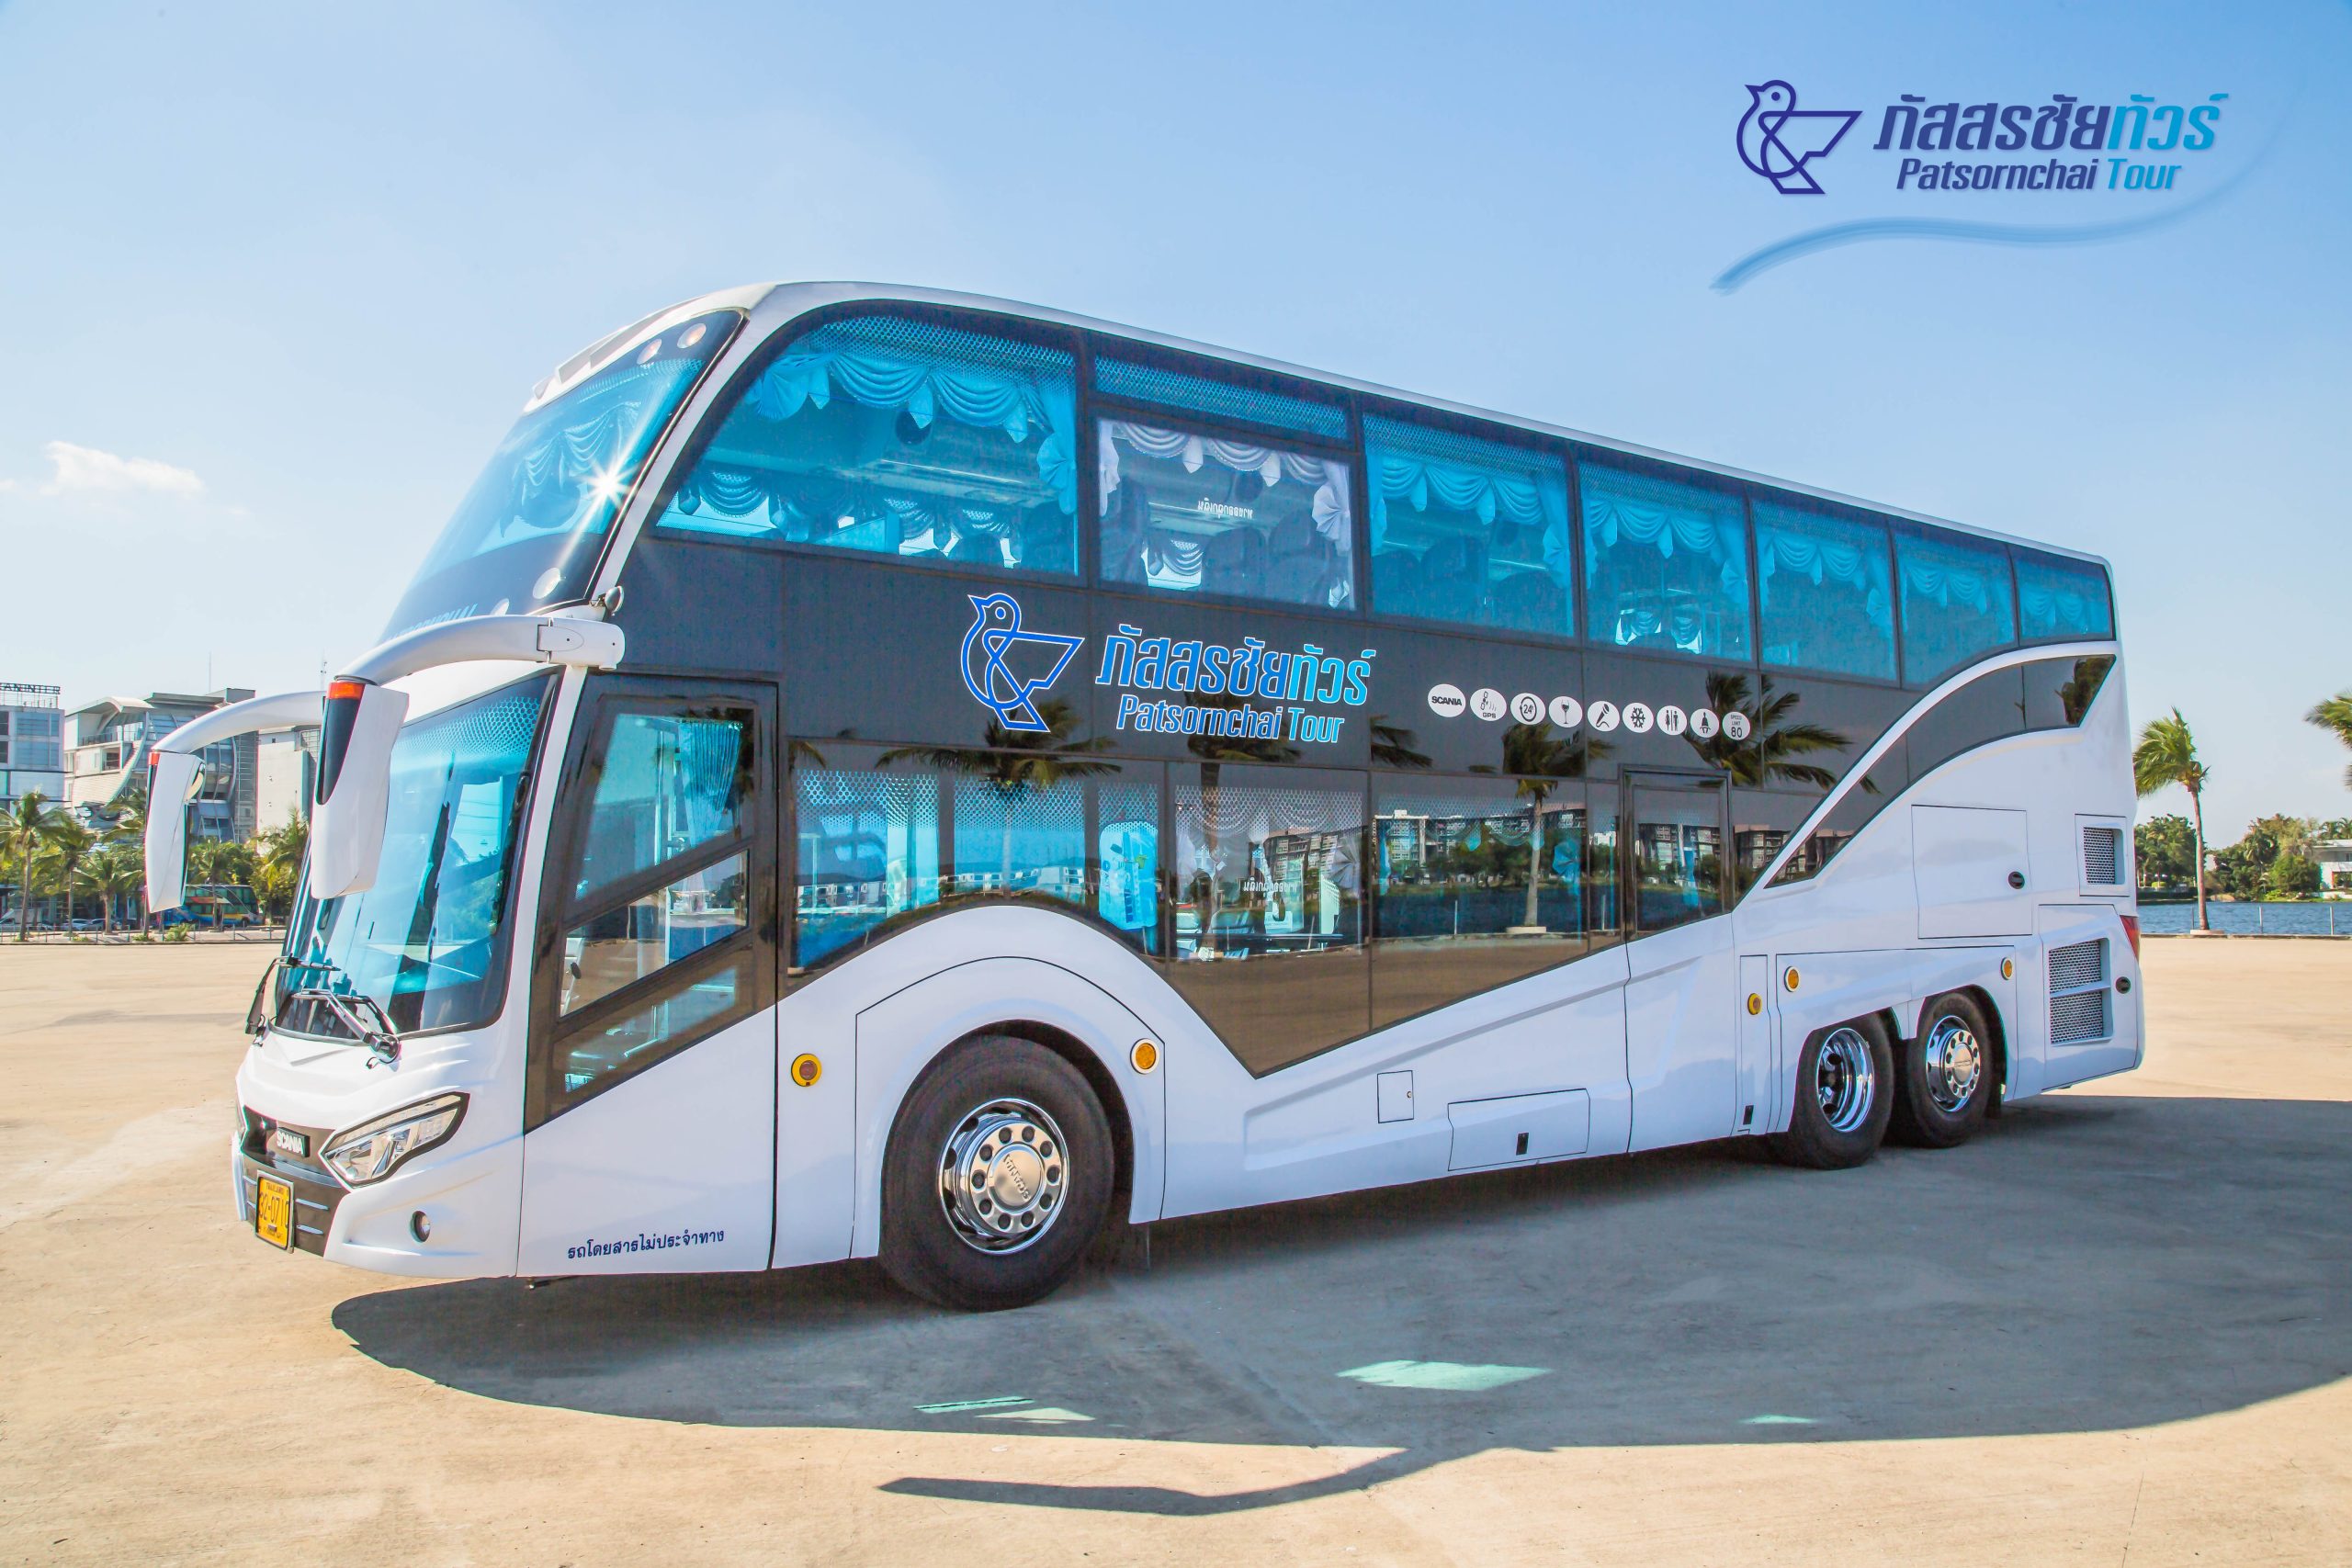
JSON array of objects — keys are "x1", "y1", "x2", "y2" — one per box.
[
  {"x1": 561, "y1": 851, "x2": 749, "y2": 1017},
  {"x1": 1630, "y1": 780, "x2": 1725, "y2": 932},
  {"x1": 573, "y1": 710, "x2": 752, "y2": 902},
  {"x1": 560, "y1": 950, "x2": 752, "y2": 1097}
]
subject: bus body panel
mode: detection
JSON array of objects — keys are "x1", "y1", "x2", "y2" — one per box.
[
  {"x1": 1624, "y1": 917, "x2": 1740, "y2": 1153},
  {"x1": 514, "y1": 1007, "x2": 778, "y2": 1276}
]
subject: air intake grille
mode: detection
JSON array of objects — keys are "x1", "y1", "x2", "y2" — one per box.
[
  {"x1": 2051, "y1": 991, "x2": 2110, "y2": 1043},
  {"x1": 2083, "y1": 825, "x2": 2123, "y2": 886},
  {"x1": 2048, "y1": 938, "x2": 2112, "y2": 1043}
]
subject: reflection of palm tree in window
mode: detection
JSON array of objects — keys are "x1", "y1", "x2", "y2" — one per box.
[
  {"x1": 1688, "y1": 671, "x2": 1860, "y2": 792},
  {"x1": 1368, "y1": 715, "x2": 1431, "y2": 771},
  {"x1": 1468, "y1": 722, "x2": 1589, "y2": 931},
  {"x1": 879, "y1": 700, "x2": 1115, "y2": 897}
]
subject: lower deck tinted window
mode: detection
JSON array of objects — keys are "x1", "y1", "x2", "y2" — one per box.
[
  {"x1": 1169, "y1": 764, "x2": 1365, "y2": 1070},
  {"x1": 791, "y1": 742, "x2": 1162, "y2": 972},
  {"x1": 1370, "y1": 776, "x2": 1590, "y2": 1029}
]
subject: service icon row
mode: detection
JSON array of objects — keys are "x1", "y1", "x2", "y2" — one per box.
[{"x1": 1425, "y1": 682, "x2": 1752, "y2": 740}]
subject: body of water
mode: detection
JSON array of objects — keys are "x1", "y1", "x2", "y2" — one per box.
[{"x1": 2140, "y1": 900, "x2": 2349, "y2": 937}]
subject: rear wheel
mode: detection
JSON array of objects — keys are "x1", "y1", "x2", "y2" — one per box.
[
  {"x1": 1770, "y1": 1015, "x2": 1894, "y2": 1169},
  {"x1": 1889, "y1": 992, "x2": 1995, "y2": 1147},
  {"x1": 879, "y1": 1034, "x2": 1114, "y2": 1313}
]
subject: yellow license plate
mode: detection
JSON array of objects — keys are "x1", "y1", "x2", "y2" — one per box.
[{"x1": 254, "y1": 1176, "x2": 293, "y2": 1249}]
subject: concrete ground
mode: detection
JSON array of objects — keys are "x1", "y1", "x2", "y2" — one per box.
[{"x1": 1, "y1": 940, "x2": 2346, "y2": 1566}]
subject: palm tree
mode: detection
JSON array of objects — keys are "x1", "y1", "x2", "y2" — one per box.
[
  {"x1": 46, "y1": 816, "x2": 95, "y2": 931},
  {"x1": 2133, "y1": 708, "x2": 2211, "y2": 933},
  {"x1": 252, "y1": 813, "x2": 310, "y2": 921},
  {"x1": 5, "y1": 792, "x2": 61, "y2": 941},
  {"x1": 1471, "y1": 722, "x2": 1583, "y2": 930},
  {"x1": 880, "y1": 700, "x2": 1116, "y2": 897},
  {"x1": 73, "y1": 845, "x2": 144, "y2": 935},
  {"x1": 2309, "y1": 692, "x2": 2352, "y2": 788}
]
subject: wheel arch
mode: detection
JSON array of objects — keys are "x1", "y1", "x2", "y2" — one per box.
[{"x1": 849, "y1": 954, "x2": 1169, "y2": 1259}]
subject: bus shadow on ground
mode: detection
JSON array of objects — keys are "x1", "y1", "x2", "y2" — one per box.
[{"x1": 335, "y1": 1093, "x2": 2352, "y2": 1514}]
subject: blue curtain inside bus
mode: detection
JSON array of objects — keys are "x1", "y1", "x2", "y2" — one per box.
[
  {"x1": 1098, "y1": 420, "x2": 1355, "y2": 609},
  {"x1": 1896, "y1": 529, "x2": 2016, "y2": 684},
  {"x1": 1365, "y1": 416, "x2": 1573, "y2": 637},
  {"x1": 1578, "y1": 461, "x2": 1752, "y2": 660},
  {"x1": 1754, "y1": 500, "x2": 1896, "y2": 681},
  {"x1": 2017, "y1": 553, "x2": 2115, "y2": 640},
  {"x1": 661, "y1": 316, "x2": 1080, "y2": 576}
]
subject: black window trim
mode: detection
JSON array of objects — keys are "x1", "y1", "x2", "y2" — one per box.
[{"x1": 526, "y1": 676, "x2": 778, "y2": 1130}]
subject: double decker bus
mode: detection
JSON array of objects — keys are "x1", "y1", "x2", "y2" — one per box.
[{"x1": 153, "y1": 284, "x2": 2140, "y2": 1309}]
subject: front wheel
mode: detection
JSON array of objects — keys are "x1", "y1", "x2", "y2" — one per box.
[
  {"x1": 880, "y1": 1034, "x2": 1114, "y2": 1312},
  {"x1": 1888, "y1": 992, "x2": 1995, "y2": 1148},
  {"x1": 1769, "y1": 1015, "x2": 1894, "y2": 1169}
]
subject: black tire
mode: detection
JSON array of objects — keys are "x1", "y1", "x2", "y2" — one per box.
[
  {"x1": 879, "y1": 1034, "x2": 1114, "y2": 1313},
  {"x1": 1769, "y1": 1014, "x2": 1894, "y2": 1170},
  {"x1": 1887, "y1": 991, "x2": 1996, "y2": 1148}
]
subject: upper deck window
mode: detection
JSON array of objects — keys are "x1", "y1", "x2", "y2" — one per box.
[
  {"x1": 659, "y1": 315, "x2": 1079, "y2": 575},
  {"x1": 1365, "y1": 416, "x2": 1573, "y2": 638},
  {"x1": 1896, "y1": 528, "x2": 2016, "y2": 684},
  {"x1": 2016, "y1": 551, "x2": 2114, "y2": 640},
  {"x1": 1578, "y1": 460, "x2": 1751, "y2": 660},
  {"x1": 1754, "y1": 500, "x2": 1896, "y2": 681},
  {"x1": 1098, "y1": 419, "x2": 1355, "y2": 610}
]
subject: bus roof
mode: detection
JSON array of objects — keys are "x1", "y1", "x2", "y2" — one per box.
[{"x1": 653, "y1": 282, "x2": 2105, "y2": 574}]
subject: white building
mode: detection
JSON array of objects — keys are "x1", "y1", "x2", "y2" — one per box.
[{"x1": 2316, "y1": 840, "x2": 2352, "y2": 893}]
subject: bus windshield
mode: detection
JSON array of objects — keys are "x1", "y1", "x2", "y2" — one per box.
[
  {"x1": 281, "y1": 673, "x2": 552, "y2": 1037},
  {"x1": 380, "y1": 309, "x2": 741, "y2": 639}
]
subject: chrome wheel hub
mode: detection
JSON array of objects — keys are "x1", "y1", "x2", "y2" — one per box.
[
  {"x1": 1921, "y1": 1016, "x2": 1983, "y2": 1114},
  {"x1": 938, "y1": 1098, "x2": 1069, "y2": 1254},
  {"x1": 1815, "y1": 1026, "x2": 1876, "y2": 1134}
]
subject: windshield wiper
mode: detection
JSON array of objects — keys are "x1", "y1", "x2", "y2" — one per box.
[
  {"x1": 268, "y1": 953, "x2": 404, "y2": 1066},
  {"x1": 288, "y1": 986, "x2": 403, "y2": 1067}
]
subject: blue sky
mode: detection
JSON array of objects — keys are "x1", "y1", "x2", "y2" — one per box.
[{"x1": 3, "y1": 0, "x2": 2346, "y2": 837}]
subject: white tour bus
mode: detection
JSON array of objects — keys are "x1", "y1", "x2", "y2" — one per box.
[{"x1": 152, "y1": 284, "x2": 2142, "y2": 1311}]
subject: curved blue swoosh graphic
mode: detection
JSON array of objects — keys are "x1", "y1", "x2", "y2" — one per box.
[{"x1": 1713, "y1": 145, "x2": 2267, "y2": 293}]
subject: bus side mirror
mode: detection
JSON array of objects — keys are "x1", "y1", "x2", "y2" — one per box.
[
  {"x1": 142, "y1": 751, "x2": 204, "y2": 912},
  {"x1": 310, "y1": 682, "x2": 411, "y2": 899}
]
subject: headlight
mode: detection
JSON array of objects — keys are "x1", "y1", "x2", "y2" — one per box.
[{"x1": 322, "y1": 1093, "x2": 467, "y2": 1186}]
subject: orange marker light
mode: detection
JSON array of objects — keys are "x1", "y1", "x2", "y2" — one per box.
[
  {"x1": 1747, "y1": 993, "x2": 1763, "y2": 1016},
  {"x1": 1130, "y1": 1040, "x2": 1159, "y2": 1074},
  {"x1": 1783, "y1": 967, "x2": 1801, "y2": 991},
  {"x1": 789, "y1": 1054, "x2": 822, "y2": 1088}
]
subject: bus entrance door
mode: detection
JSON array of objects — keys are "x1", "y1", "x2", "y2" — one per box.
[
  {"x1": 514, "y1": 676, "x2": 782, "y2": 1276},
  {"x1": 1622, "y1": 773, "x2": 1738, "y2": 1152}
]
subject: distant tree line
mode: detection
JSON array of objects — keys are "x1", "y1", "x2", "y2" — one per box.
[{"x1": 2136, "y1": 812, "x2": 2347, "y2": 901}]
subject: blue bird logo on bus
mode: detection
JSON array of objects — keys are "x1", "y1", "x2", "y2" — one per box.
[{"x1": 961, "y1": 593, "x2": 1085, "y2": 733}]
